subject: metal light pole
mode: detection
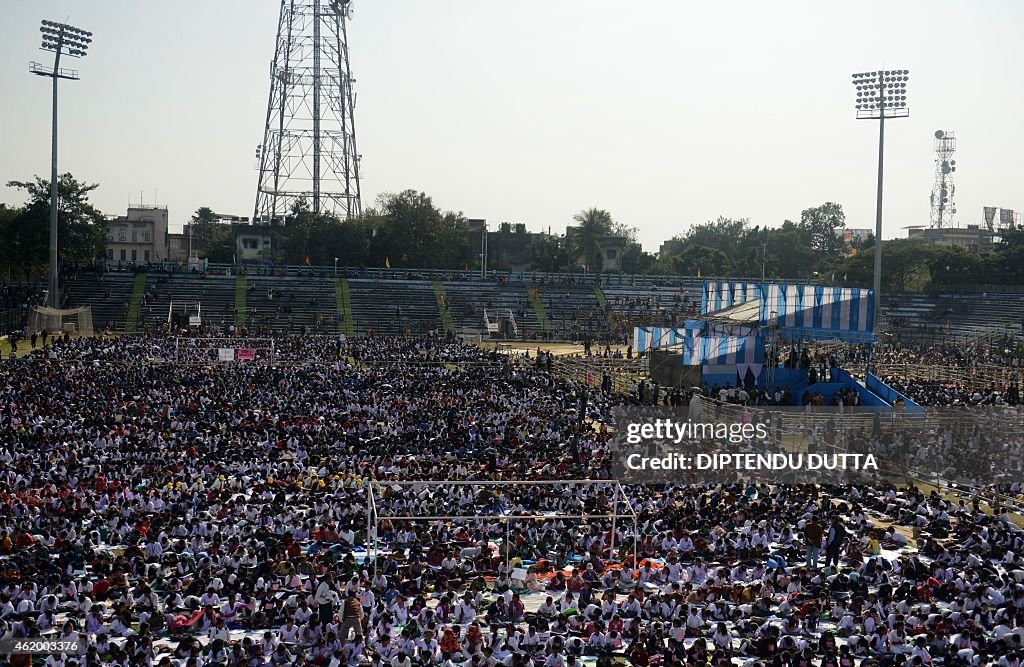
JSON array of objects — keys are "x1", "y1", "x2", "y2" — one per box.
[
  {"x1": 480, "y1": 222, "x2": 488, "y2": 280},
  {"x1": 851, "y1": 69, "x2": 909, "y2": 331},
  {"x1": 31, "y1": 20, "x2": 92, "y2": 312}
]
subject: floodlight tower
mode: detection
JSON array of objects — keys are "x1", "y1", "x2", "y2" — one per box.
[
  {"x1": 851, "y1": 69, "x2": 909, "y2": 330},
  {"x1": 929, "y1": 130, "x2": 956, "y2": 228},
  {"x1": 254, "y1": 0, "x2": 362, "y2": 224},
  {"x1": 30, "y1": 20, "x2": 92, "y2": 311}
]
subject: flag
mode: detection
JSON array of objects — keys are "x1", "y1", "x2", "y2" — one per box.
[
  {"x1": 305, "y1": 256, "x2": 311, "y2": 266},
  {"x1": 167, "y1": 301, "x2": 173, "y2": 324},
  {"x1": 385, "y1": 257, "x2": 391, "y2": 269},
  {"x1": 268, "y1": 259, "x2": 274, "y2": 269}
]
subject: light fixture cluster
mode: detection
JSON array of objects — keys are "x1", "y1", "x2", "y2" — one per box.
[
  {"x1": 40, "y1": 20, "x2": 92, "y2": 57},
  {"x1": 852, "y1": 70, "x2": 909, "y2": 111}
]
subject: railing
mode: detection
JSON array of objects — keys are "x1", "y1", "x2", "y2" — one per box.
[
  {"x1": 692, "y1": 396, "x2": 1022, "y2": 488},
  {"x1": 551, "y1": 355, "x2": 644, "y2": 395},
  {"x1": 0, "y1": 307, "x2": 26, "y2": 336},
  {"x1": 105, "y1": 263, "x2": 713, "y2": 288},
  {"x1": 879, "y1": 324, "x2": 1021, "y2": 348},
  {"x1": 872, "y1": 362, "x2": 1023, "y2": 389},
  {"x1": 482, "y1": 309, "x2": 498, "y2": 335}
]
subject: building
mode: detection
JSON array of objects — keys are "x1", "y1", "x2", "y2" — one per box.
[
  {"x1": 167, "y1": 231, "x2": 190, "y2": 265},
  {"x1": 465, "y1": 220, "x2": 564, "y2": 273},
  {"x1": 839, "y1": 228, "x2": 873, "y2": 246},
  {"x1": 235, "y1": 226, "x2": 273, "y2": 263},
  {"x1": 906, "y1": 224, "x2": 996, "y2": 254},
  {"x1": 167, "y1": 214, "x2": 262, "y2": 267},
  {"x1": 596, "y1": 236, "x2": 628, "y2": 272},
  {"x1": 565, "y1": 225, "x2": 628, "y2": 273},
  {"x1": 105, "y1": 206, "x2": 169, "y2": 267}
]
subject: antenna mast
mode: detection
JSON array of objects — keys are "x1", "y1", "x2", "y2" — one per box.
[
  {"x1": 929, "y1": 130, "x2": 956, "y2": 228},
  {"x1": 254, "y1": 0, "x2": 362, "y2": 224}
]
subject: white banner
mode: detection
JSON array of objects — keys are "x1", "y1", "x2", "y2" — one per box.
[{"x1": 218, "y1": 348, "x2": 235, "y2": 362}]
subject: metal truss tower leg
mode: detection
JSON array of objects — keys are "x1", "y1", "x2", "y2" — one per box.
[{"x1": 254, "y1": 0, "x2": 362, "y2": 224}]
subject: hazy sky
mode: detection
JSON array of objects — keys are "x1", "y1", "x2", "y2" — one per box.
[{"x1": 2, "y1": 1, "x2": 1023, "y2": 250}]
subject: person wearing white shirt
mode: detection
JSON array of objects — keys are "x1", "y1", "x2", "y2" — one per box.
[
  {"x1": 261, "y1": 631, "x2": 280, "y2": 655},
  {"x1": 293, "y1": 601, "x2": 313, "y2": 625},
  {"x1": 316, "y1": 572, "x2": 340, "y2": 631},
  {"x1": 375, "y1": 634, "x2": 398, "y2": 661},
  {"x1": 199, "y1": 589, "x2": 220, "y2": 608},
  {"x1": 416, "y1": 631, "x2": 440, "y2": 662},
  {"x1": 685, "y1": 607, "x2": 703, "y2": 634},
  {"x1": 455, "y1": 595, "x2": 476, "y2": 624},
  {"x1": 208, "y1": 617, "x2": 231, "y2": 643},
  {"x1": 279, "y1": 618, "x2": 301, "y2": 643},
  {"x1": 619, "y1": 595, "x2": 641, "y2": 619}
]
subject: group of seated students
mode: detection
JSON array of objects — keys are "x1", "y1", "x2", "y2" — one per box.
[{"x1": 0, "y1": 333, "x2": 1022, "y2": 666}]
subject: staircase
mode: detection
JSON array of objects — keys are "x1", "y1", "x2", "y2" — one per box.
[
  {"x1": 433, "y1": 281, "x2": 456, "y2": 336},
  {"x1": 527, "y1": 286, "x2": 550, "y2": 333},
  {"x1": 234, "y1": 276, "x2": 247, "y2": 327},
  {"x1": 335, "y1": 278, "x2": 355, "y2": 336},
  {"x1": 594, "y1": 284, "x2": 608, "y2": 312},
  {"x1": 125, "y1": 274, "x2": 148, "y2": 333}
]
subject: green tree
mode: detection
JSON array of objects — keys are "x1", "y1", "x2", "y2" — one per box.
[
  {"x1": 684, "y1": 217, "x2": 750, "y2": 256},
  {"x1": 530, "y1": 234, "x2": 569, "y2": 272},
  {"x1": 670, "y1": 245, "x2": 733, "y2": 277},
  {"x1": 568, "y1": 208, "x2": 614, "y2": 271},
  {"x1": 370, "y1": 191, "x2": 468, "y2": 269},
  {"x1": 0, "y1": 204, "x2": 25, "y2": 279},
  {"x1": 189, "y1": 206, "x2": 219, "y2": 253},
  {"x1": 821, "y1": 238, "x2": 936, "y2": 291},
  {"x1": 925, "y1": 245, "x2": 981, "y2": 286},
  {"x1": 982, "y1": 230, "x2": 1024, "y2": 285},
  {"x1": 5, "y1": 174, "x2": 107, "y2": 280},
  {"x1": 204, "y1": 225, "x2": 237, "y2": 264},
  {"x1": 620, "y1": 244, "x2": 656, "y2": 274},
  {"x1": 764, "y1": 221, "x2": 816, "y2": 280},
  {"x1": 799, "y1": 202, "x2": 847, "y2": 258}
]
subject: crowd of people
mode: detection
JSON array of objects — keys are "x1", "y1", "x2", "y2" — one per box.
[
  {"x1": 871, "y1": 344, "x2": 1023, "y2": 370},
  {"x1": 0, "y1": 334, "x2": 1023, "y2": 667}
]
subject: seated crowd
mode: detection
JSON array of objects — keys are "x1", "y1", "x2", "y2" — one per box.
[{"x1": 0, "y1": 335, "x2": 1023, "y2": 667}]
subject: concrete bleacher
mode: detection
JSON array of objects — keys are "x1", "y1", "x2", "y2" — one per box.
[
  {"x1": 881, "y1": 291, "x2": 1024, "y2": 344},
  {"x1": 443, "y1": 281, "x2": 525, "y2": 336},
  {"x1": 347, "y1": 279, "x2": 440, "y2": 336},
  {"x1": 138, "y1": 273, "x2": 236, "y2": 331},
  {"x1": 602, "y1": 283, "x2": 701, "y2": 328},
  {"x1": 64, "y1": 273, "x2": 136, "y2": 332},
  {"x1": 56, "y1": 271, "x2": 710, "y2": 339},
  {"x1": 444, "y1": 282, "x2": 605, "y2": 340},
  {"x1": 535, "y1": 287, "x2": 604, "y2": 338},
  {"x1": 246, "y1": 275, "x2": 338, "y2": 334},
  {"x1": 70, "y1": 270, "x2": 1024, "y2": 346}
]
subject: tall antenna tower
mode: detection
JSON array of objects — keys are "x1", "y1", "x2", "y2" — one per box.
[
  {"x1": 929, "y1": 130, "x2": 956, "y2": 228},
  {"x1": 254, "y1": 0, "x2": 362, "y2": 223}
]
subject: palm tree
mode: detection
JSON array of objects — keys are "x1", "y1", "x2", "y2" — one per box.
[{"x1": 569, "y1": 208, "x2": 613, "y2": 271}]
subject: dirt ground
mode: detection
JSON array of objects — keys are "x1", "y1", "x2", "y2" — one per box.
[
  {"x1": 476, "y1": 341, "x2": 631, "y2": 357},
  {"x1": 4, "y1": 332, "x2": 111, "y2": 358}
]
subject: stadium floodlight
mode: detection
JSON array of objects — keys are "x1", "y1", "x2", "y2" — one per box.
[
  {"x1": 29, "y1": 20, "x2": 92, "y2": 315},
  {"x1": 851, "y1": 69, "x2": 909, "y2": 336}
]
